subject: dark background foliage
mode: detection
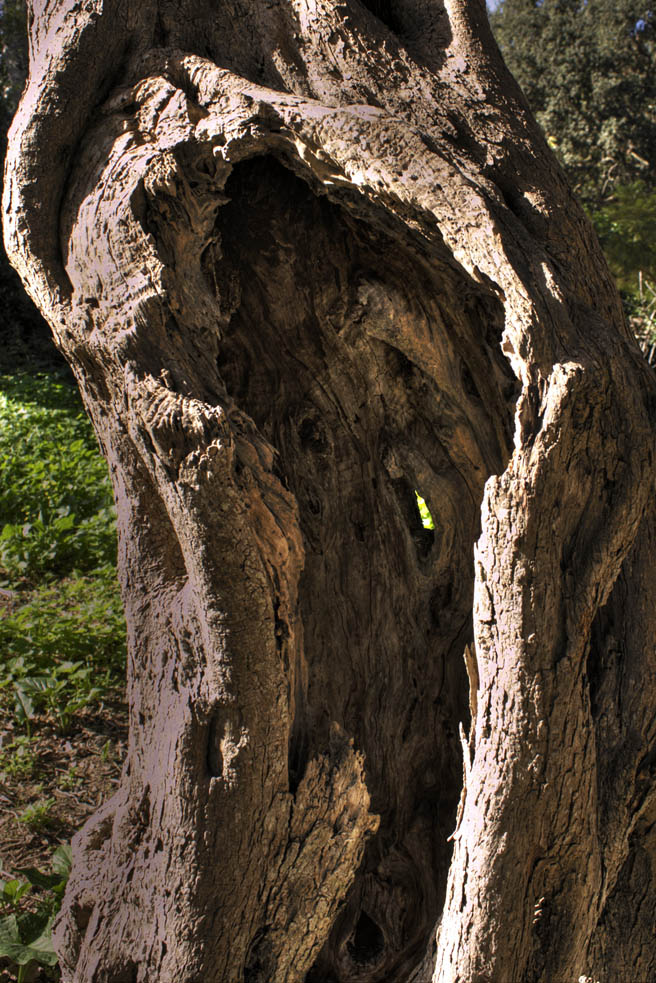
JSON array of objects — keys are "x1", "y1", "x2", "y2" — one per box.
[{"x1": 491, "y1": 0, "x2": 656, "y2": 292}]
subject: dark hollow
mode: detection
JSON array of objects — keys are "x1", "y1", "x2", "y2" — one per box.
[{"x1": 209, "y1": 154, "x2": 513, "y2": 981}]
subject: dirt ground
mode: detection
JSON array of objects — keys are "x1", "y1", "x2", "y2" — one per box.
[{"x1": 0, "y1": 698, "x2": 127, "y2": 982}]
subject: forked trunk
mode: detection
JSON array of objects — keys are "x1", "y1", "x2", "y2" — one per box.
[{"x1": 4, "y1": 1, "x2": 656, "y2": 980}]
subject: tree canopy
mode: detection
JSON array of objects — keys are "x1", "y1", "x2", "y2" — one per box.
[
  {"x1": 491, "y1": 0, "x2": 656, "y2": 208},
  {"x1": 0, "y1": 0, "x2": 27, "y2": 137}
]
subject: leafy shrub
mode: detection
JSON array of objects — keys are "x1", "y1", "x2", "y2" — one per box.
[
  {"x1": 12, "y1": 665, "x2": 103, "y2": 736},
  {"x1": 591, "y1": 183, "x2": 656, "y2": 293}
]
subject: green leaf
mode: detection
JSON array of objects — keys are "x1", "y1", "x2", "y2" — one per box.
[
  {"x1": 16, "y1": 868, "x2": 61, "y2": 892},
  {"x1": 0, "y1": 879, "x2": 31, "y2": 905},
  {"x1": 57, "y1": 661, "x2": 84, "y2": 674},
  {"x1": 16, "y1": 676, "x2": 51, "y2": 694},
  {"x1": 0, "y1": 910, "x2": 57, "y2": 966},
  {"x1": 51, "y1": 844, "x2": 72, "y2": 879},
  {"x1": 15, "y1": 910, "x2": 57, "y2": 966},
  {"x1": 415, "y1": 492, "x2": 435, "y2": 531},
  {"x1": 0, "y1": 912, "x2": 21, "y2": 950},
  {"x1": 13, "y1": 683, "x2": 35, "y2": 721}
]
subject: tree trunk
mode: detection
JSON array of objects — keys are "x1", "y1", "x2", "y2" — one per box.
[{"x1": 4, "y1": 1, "x2": 656, "y2": 980}]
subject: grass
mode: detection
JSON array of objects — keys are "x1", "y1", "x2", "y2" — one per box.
[{"x1": 0, "y1": 340, "x2": 127, "y2": 982}]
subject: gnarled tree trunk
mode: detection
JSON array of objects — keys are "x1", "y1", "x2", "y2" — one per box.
[{"x1": 4, "y1": 1, "x2": 656, "y2": 980}]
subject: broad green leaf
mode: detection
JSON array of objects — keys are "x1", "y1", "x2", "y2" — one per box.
[
  {"x1": 0, "y1": 879, "x2": 31, "y2": 905},
  {"x1": 0, "y1": 910, "x2": 57, "y2": 966},
  {"x1": 16, "y1": 676, "x2": 51, "y2": 694},
  {"x1": 15, "y1": 910, "x2": 57, "y2": 966},
  {"x1": 13, "y1": 684, "x2": 35, "y2": 721},
  {"x1": 16, "y1": 868, "x2": 61, "y2": 892},
  {"x1": 0, "y1": 912, "x2": 21, "y2": 949},
  {"x1": 51, "y1": 844, "x2": 72, "y2": 879}
]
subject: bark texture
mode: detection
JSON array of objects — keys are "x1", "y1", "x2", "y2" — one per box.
[{"x1": 4, "y1": 1, "x2": 656, "y2": 981}]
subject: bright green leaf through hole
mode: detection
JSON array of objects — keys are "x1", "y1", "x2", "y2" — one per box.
[{"x1": 415, "y1": 493, "x2": 435, "y2": 531}]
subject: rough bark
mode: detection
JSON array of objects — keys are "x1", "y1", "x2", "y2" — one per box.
[{"x1": 4, "y1": 1, "x2": 656, "y2": 981}]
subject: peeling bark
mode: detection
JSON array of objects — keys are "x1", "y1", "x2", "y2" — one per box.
[{"x1": 4, "y1": 1, "x2": 656, "y2": 981}]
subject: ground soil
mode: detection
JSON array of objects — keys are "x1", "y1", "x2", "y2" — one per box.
[{"x1": 0, "y1": 698, "x2": 127, "y2": 982}]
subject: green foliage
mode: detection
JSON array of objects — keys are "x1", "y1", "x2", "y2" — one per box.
[
  {"x1": 0, "y1": 879, "x2": 31, "y2": 909},
  {"x1": 19, "y1": 844, "x2": 72, "y2": 903},
  {"x1": 491, "y1": 2, "x2": 656, "y2": 304},
  {"x1": 58, "y1": 765, "x2": 80, "y2": 791},
  {"x1": 0, "y1": 735, "x2": 35, "y2": 779},
  {"x1": 10, "y1": 663, "x2": 103, "y2": 736},
  {"x1": 0, "y1": 0, "x2": 27, "y2": 130},
  {"x1": 622, "y1": 274, "x2": 656, "y2": 364},
  {"x1": 491, "y1": 0, "x2": 656, "y2": 209},
  {"x1": 629, "y1": 274, "x2": 656, "y2": 326},
  {"x1": 0, "y1": 372, "x2": 116, "y2": 580},
  {"x1": 16, "y1": 797, "x2": 56, "y2": 831},
  {"x1": 0, "y1": 845, "x2": 72, "y2": 981},
  {"x1": 590, "y1": 183, "x2": 656, "y2": 290},
  {"x1": 0, "y1": 573, "x2": 126, "y2": 672},
  {"x1": 415, "y1": 492, "x2": 435, "y2": 531},
  {"x1": 0, "y1": 571, "x2": 126, "y2": 731},
  {"x1": 0, "y1": 910, "x2": 58, "y2": 979},
  {"x1": 0, "y1": 368, "x2": 126, "y2": 739}
]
